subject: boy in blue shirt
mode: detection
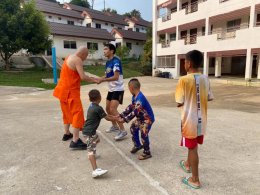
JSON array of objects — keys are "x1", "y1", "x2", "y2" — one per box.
[{"x1": 118, "y1": 78, "x2": 155, "y2": 160}]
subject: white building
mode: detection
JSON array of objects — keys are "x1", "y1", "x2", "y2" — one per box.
[
  {"x1": 63, "y1": 3, "x2": 127, "y2": 31},
  {"x1": 48, "y1": 22, "x2": 114, "y2": 60},
  {"x1": 125, "y1": 17, "x2": 152, "y2": 33},
  {"x1": 36, "y1": 0, "x2": 83, "y2": 26},
  {"x1": 153, "y1": 0, "x2": 260, "y2": 80},
  {"x1": 111, "y1": 29, "x2": 147, "y2": 58}
]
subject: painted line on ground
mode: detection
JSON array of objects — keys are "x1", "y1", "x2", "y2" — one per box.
[{"x1": 97, "y1": 130, "x2": 169, "y2": 195}]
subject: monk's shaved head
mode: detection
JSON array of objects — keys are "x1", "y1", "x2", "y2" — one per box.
[{"x1": 76, "y1": 46, "x2": 88, "y2": 61}]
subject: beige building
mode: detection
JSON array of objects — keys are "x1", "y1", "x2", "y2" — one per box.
[{"x1": 153, "y1": 0, "x2": 260, "y2": 80}]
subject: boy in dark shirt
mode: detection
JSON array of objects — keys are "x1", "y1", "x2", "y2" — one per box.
[{"x1": 83, "y1": 89, "x2": 116, "y2": 178}]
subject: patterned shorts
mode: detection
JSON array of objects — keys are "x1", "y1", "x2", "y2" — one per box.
[{"x1": 85, "y1": 134, "x2": 100, "y2": 153}]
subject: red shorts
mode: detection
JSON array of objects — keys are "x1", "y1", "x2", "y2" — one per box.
[{"x1": 180, "y1": 135, "x2": 204, "y2": 149}]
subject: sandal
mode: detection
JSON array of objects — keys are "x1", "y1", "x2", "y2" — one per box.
[
  {"x1": 138, "y1": 153, "x2": 152, "y2": 160},
  {"x1": 179, "y1": 160, "x2": 191, "y2": 173},
  {"x1": 182, "y1": 177, "x2": 200, "y2": 189}
]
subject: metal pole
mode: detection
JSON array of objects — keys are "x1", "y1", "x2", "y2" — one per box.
[{"x1": 52, "y1": 47, "x2": 58, "y2": 84}]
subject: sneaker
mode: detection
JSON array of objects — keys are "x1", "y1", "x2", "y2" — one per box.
[
  {"x1": 105, "y1": 126, "x2": 119, "y2": 133},
  {"x1": 130, "y1": 145, "x2": 143, "y2": 154},
  {"x1": 62, "y1": 133, "x2": 73, "y2": 141},
  {"x1": 92, "y1": 168, "x2": 108, "y2": 178},
  {"x1": 138, "y1": 151, "x2": 152, "y2": 160},
  {"x1": 114, "y1": 131, "x2": 127, "y2": 141},
  {"x1": 69, "y1": 138, "x2": 87, "y2": 150}
]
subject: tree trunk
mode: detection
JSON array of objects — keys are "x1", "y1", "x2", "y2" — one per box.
[{"x1": 4, "y1": 53, "x2": 11, "y2": 70}]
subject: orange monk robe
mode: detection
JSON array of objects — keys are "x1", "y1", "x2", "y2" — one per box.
[{"x1": 53, "y1": 57, "x2": 84, "y2": 129}]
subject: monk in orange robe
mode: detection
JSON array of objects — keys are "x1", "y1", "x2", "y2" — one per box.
[{"x1": 53, "y1": 46, "x2": 98, "y2": 149}]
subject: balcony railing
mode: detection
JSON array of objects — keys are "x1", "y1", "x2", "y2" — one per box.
[
  {"x1": 161, "y1": 42, "x2": 171, "y2": 48},
  {"x1": 161, "y1": 13, "x2": 171, "y2": 22},
  {"x1": 209, "y1": 23, "x2": 249, "y2": 40},
  {"x1": 182, "y1": 0, "x2": 207, "y2": 15}
]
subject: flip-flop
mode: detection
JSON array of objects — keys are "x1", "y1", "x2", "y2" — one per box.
[
  {"x1": 179, "y1": 160, "x2": 191, "y2": 173},
  {"x1": 182, "y1": 177, "x2": 200, "y2": 189}
]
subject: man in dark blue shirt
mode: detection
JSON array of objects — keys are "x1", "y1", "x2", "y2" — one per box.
[{"x1": 98, "y1": 44, "x2": 127, "y2": 141}]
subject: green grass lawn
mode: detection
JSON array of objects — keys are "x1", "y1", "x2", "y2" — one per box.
[{"x1": 0, "y1": 64, "x2": 143, "y2": 89}]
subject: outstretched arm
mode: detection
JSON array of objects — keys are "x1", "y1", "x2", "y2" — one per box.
[{"x1": 75, "y1": 59, "x2": 98, "y2": 83}]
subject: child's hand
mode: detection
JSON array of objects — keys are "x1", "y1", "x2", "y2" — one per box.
[{"x1": 117, "y1": 117, "x2": 124, "y2": 123}]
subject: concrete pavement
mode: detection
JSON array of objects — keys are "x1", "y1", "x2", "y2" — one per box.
[{"x1": 0, "y1": 77, "x2": 259, "y2": 195}]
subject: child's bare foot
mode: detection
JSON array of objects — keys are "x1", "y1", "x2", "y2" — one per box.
[
  {"x1": 184, "y1": 161, "x2": 191, "y2": 172},
  {"x1": 189, "y1": 177, "x2": 200, "y2": 187}
]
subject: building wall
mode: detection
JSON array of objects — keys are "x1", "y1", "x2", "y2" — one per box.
[
  {"x1": 52, "y1": 35, "x2": 107, "y2": 61},
  {"x1": 44, "y1": 14, "x2": 82, "y2": 26},
  {"x1": 154, "y1": 0, "x2": 260, "y2": 79},
  {"x1": 83, "y1": 17, "x2": 125, "y2": 32},
  {"x1": 122, "y1": 39, "x2": 144, "y2": 58}
]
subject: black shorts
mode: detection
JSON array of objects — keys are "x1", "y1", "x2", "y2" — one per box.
[{"x1": 106, "y1": 91, "x2": 124, "y2": 104}]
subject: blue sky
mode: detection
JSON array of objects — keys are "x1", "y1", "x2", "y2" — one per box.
[{"x1": 58, "y1": 0, "x2": 152, "y2": 21}]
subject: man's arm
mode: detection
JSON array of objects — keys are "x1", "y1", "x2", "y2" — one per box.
[
  {"x1": 75, "y1": 58, "x2": 98, "y2": 83},
  {"x1": 104, "y1": 115, "x2": 117, "y2": 121},
  {"x1": 101, "y1": 71, "x2": 120, "y2": 82}
]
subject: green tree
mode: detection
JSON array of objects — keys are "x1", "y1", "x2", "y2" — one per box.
[
  {"x1": 102, "y1": 8, "x2": 117, "y2": 14},
  {"x1": 141, "y1": 27, "x2": 152, "y2": 75},
  {"x1": 116, "y1": 46, "x2": 130, "y2": 61},
  {"x1": 124, "y1": 9, "x2": 141, "y2": 18},
  {"x1": 0, "y1": 0, "x2": 52, "y2": 70},
  {"x1": 69, "y1": 0, "x2": 90, "y2": 8}
]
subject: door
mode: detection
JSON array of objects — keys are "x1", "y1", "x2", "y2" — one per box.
[
  {"x1": 180, "y1": 59, "x2": 186, "y2": 76},
  {"x1": 190, "y1": 28, "x2": 197, "y2": 44}
]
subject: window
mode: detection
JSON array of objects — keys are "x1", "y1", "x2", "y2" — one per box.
[
  {"x1": 116, "y1": 42, "x2": 121, "y2": 48},
  {"x1": 227, "y1": 19, "x2": 241, "y2": 32},
  {"x1": 86, "y1": 23, "x2": 91, "y2": 28},
  {"x1": 170, "y1": 33, "x2": 176, "y2": 41},
  {"x1": 67, "y1": 20, "x2": 74, "y2": 25},
  {"x1": 126, "y1": 42, "x2": 132, "y2": 50},
  {"x1": 257, "y1": 13, "x2": 260, "y2": 26},
  {"x1": 202, "y1": 26, "x2": 205, "y2": 35},
  {"x1": 136, "y1": 28, "x2": 140, "y2": 32},
  {"x1": 58, "y1": 17, "x2": 61, "y2": 20},
  {"x1": 182, "y1": 2, "x2": 188, "y2": 9},
  {"x1": 48, "y1": 16, "x2": 52, "y2": 19},
  {"x1": 180, "y1": 30, "x2": 187, "y2": 39},
  {"x1": 157, "y1": 55, "x2": 175, "y2": 68},
  {"x1": 171, "y1": 7, "x2": 177, "y2": 13},
  {"x1": 118, "y1": 27, "x2": 122, "y2": 30},
  {"x1": 87, "y1": 42, "x2": 98, "y2": 51},
  {"x1": 136, "y1": 42, "x2": 139, "y2": 45},
  {"x1": 111, "y1": 24, "x2": 114, "y2": 27},
  {"x1": 96, "y1": 23, "x2": 101, "y2": 29},
  {"x1": 64, "y1": 41, "x2": 77, "y2": 49},
  {"x1": 105, "y1": 23, "x2": 108, "y2": 26},
  {"x1": 128, "y1": 28, "x2": 133, "y2": 31}
]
